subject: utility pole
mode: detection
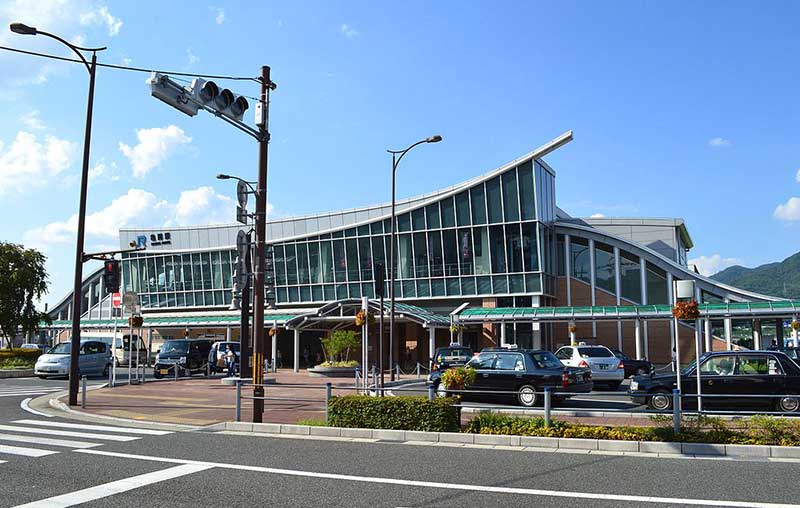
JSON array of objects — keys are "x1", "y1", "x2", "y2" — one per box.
[{"x1": 252, "y1": 66, "x2": 274, "y2": 423}]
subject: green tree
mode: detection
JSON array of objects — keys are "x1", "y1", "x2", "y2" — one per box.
[
  {"x1": 0, "y1": 243, "x2": 50, "y2": 349},
  {"x1": 320, "y1": 330, "x2": 361, "y2": 364}
]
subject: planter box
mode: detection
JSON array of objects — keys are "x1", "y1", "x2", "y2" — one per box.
[
  {"x1": 307, "y1": 366, "x2": 358, "y2": 378},
  {"x1": 0, "y1": 369, "x2": 35, "y2": 379}
]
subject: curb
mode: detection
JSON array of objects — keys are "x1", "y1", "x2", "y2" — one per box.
[
  {"x1": 0, "y1": 369, "x2": 35, "y2": 379},
  {"x1": 213, "y1": 421, "x2": 800, "y2": 461}
]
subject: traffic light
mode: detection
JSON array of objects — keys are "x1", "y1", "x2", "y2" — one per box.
[
  {"x1": 374, "y1": 263, "x2": 386, "y2": 298},
  {"x1": 190, "y1": 78, "x2": 249, "y2": 122},
  {"x1": 103, "y1": 260, "x2": 120, "y2": 293}
]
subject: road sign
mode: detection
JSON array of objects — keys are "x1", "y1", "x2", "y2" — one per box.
[{"x1": 112, "y1": 292, "x2": 122, "y2": 308}]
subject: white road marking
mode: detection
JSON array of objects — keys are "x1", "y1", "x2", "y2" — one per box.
[
  {"x1": 74, "y1": 449, "x2": 800, "y2": 508},
  {"x1": 0, "y1": 425, "x2": 139, "y2": 442},
  {"x1": 12, "y1": 419, "x2": 172, "y2": 436},
  {"x1": 0, "y1": 444, "x2": 58, "y2": 457},
  {"x1": 11, "y1": 463, "x2": 211, "y2": 508},
  {"x1": 0, "y1": 390, "x2": 62, "y2": 398},
  {"x1": 19, "y1": 398, "x2": 54, "y2": 418},
  {"x1": 0, "y1": 432, "x2": 102, "y2": 449}
]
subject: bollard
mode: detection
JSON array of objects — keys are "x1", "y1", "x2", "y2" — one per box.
[
  {"x1": 325, "y1": 382, "x2": 332, "y2": 424},
  {"x1": 428, "y1": 383, "x2": 435, "y2": 401},
  {"x1": 174, "y1": 363, "x2": 179, "y2": 381},
  {"x1": 672, "y1": 389, "x2": 681, "y2": 434},
  {"x1": 81, "y1": 375, "x2": 87, "y2": 409},
  {"x1": 372, "y1": 369, "x2": 377, "y2": 390},
  {"x1": 108, "y1": 363, "x2": 113, "y2": 388},
  {"x1": 544, "y1": 387, "x2": 552, "y2": 427},
  {"x1": 416, "y1": 362, "x2": 420, "y2": 379},
  {"x1": 235, "y1": 379, "x2": 242, "y2": 422},
  {"x1": 396, "y1": 364, "x2": 400, "y2": 378}
]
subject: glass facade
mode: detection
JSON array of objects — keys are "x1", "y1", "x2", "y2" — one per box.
[{"x1": 594, "y1": 242, "x2": 615, "y2": 294}]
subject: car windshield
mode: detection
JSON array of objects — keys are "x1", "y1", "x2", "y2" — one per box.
[
  {"x1": 49, "y1": 343, "x2": 70, "y2": 354},
  {"x1": 531, "y1": 352, "x2": 564, "y2": 369},
  {"x1": 161, "y1": 341, "x2": 189, "y2": 354},
  {"x1": 577, "y1": 347, "x2": 613, "y2": 358}
]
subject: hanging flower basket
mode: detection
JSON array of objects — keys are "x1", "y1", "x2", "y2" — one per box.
[
  {"x1": 128, "y1": 315, "x2": 143, "y2": 328},
  {"x1": 791, "y1": 320, "x2": 800, "y2": 332},
  {"x1": 568, "y1": 323, "x2": 577, "y2": 334},
  {"x1": 269, "y1": 327, "x2": 279, "y2": 337},
  {"x1": 449, "y1": 324, "x2": 463, "y2": 335},
  {"x1": 354, "y1": 310, "x2": 375, "y2": 327},
  {"x1": 672, "y1": 300, "x2": 700, "y2": 321}
]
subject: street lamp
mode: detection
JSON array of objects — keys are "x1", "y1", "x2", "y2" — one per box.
[
  {"x1": 10, "y1": 22, "x2": 107, "y2": 406},
  {"x1": 387, "y1": 135, "x2": 442, "y2": 381}
]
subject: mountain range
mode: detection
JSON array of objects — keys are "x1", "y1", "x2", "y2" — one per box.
[{"x1": 711, "y1": 252, "x2": 800, "y2": 299}]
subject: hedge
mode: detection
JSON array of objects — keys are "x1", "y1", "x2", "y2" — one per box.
[
  {"x1": 328, "y1": 395, "x2": 460, "y2": 432},
  {"x1": 463, "y1": 413, "x2": 800, "y2": 446},
  {"x1": 0, "y1": 348, "x2": 42, "y2": 369}
]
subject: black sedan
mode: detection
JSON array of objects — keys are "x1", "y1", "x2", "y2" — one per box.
[
  {"x1": 629, "y1": 350, "x2": 800, "y2": 413},
  {"x1": 430, "y1": 349, "x2": 592, "y2": 407},
  {"x1": 611, "y1": 349, "x2": 653, "y2": 378}
]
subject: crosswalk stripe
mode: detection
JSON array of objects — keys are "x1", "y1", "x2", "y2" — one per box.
[
  {"x1": 0, "y1": 444, "x2": 58, "y2": 457},
  {"x1": 0, "y1": 433, "x2": 101, "y2": 449},
  {"x1": 0, "y1": 425, "x2": 139, "y2": 442},
  {"x1": 12, "y1": 420, "x2": 172, "y2": 436},
  {"x1": 0, "y1": 390, "x2": 61, "y2": 396}
]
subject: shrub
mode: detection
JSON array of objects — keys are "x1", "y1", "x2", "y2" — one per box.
[
  {"x1": 296, "y1": 418, "x2": 327, "y2": 427},
  {"x1": 328, "y1": 395, "x2": 460, "y2": 432},
  {"x1": 0, "y1": 348, "x2": 41, "y2": 369},
  {"x1": 316, "y1": 360, "x2": 360, "y2": 368},
  {"x1": 441, "y1": 366, "x2": 476, "y2": 390}
]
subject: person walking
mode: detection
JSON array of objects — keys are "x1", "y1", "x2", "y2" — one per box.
[
  {"x1": 225, "y1": 346, "x2": 236, "y2": 377},
  {"x1": 276, "y1": 348, "x2": 283, "y2": 369}
]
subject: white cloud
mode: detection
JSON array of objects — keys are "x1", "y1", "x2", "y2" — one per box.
[
  {"x1": 186, "y1": 47, "x2": 200, "y2": 67},
  {"x1": 774, "y1": 197, "x2": 800, "y2": 221},
  {"x1": 708, "y1": 137, "x2": 732, "y2": 148},
  {"x1": 688, "y1": 254, "x2": 742, "y2": 277},
  {"x1": 20, "y1": 110, "x2": 45, "y2": 130},
  {"x1": 0, "y1": 131, "x2": 77, "y2": 194},
  {"x1": 79, "y1": 5, "x2": 122, "y2": 36},
  {"x1": 88, "y1": 161, "x2": 119, "y2": 184},
  {"x1": 215, "y1": 8, "x2": 225, "y2": 24},
  {"x1": 169, "y1": 186, "x2": 236, "y2": 226},
  {"x1": 589, "y1": 213, "x2": 606, "y2": 219},
  {"x1": 121, "y1": 57, "x2": 132, "y2": 67},
  {"x1": 118, "y1": 125, "x2": 192, "y2": 178},
  {"x1": 795, "y1": 169, "x2": 800, "y2": 183},
  {"x1": 340, "y1": 24, "x2": 358, "y2": 38}
]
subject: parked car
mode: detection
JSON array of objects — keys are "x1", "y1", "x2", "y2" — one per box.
[
  {"x1": 430, "y1": 349, "x2": 592, "y2": 407},
  {"x1": 611, "y1": 349, "x2": 653, "y2": 378},
  {"x1": 555, "y1": 344, "x2": 624, "y2": 390},
  {"x1": 34, "y1": 340, "x2": 112, "y2": 379},
  {"x1": 431, "y1": 344, "x2": 473, "y2": 373},
  {"x1": 153, "y1": 339, "x2": 214, "y2": 378},
  {"x1": 767, "y1": 346, "x2": 799, "y2": 364},
  {"x1": 208, "y1": 341, "x2": 241, "y2": 374},
  {"x1": 629, "y1": 350, "x2": 800, "y2": 413},
  {"x1": 94, "y1": 335, "x2": 149, "y2": 367}
]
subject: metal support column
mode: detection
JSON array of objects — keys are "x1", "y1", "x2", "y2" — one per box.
[
  {"x1": 589, "y1": 238, "x2": 596, "y2": 338},
  {"x1": 704, "y1": 318, "x2": 712, "y2": 352},
  {"x1": 793, "y1": 315, "x2": 799, "y2": 348},
  {"x1": 293, "y1": 328, "x2": 300, "y2": 373},
  {"x1": 564, "y1": 235, "x2": 572, "y2": 306},
  {"x1": 428, "y1": 327, "x2": 435, "y2": 367},
  {"x1": 634, "y1": 319, "x2": 642, "y2": 360}
]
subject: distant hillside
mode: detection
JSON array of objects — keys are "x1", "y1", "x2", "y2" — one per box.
[{"x1": 711, "y1": 252, "x2": 800, "y2": 299}]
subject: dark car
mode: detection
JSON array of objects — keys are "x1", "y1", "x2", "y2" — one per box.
[
  {"x1": 768, "y1": 346, "x2": 799, "y2": 364},
  {"x1": 611, "y1": 349, "x2": 653, "y2": 378},
  {"x1": 154, "y1": 339, "x2": 214, "y2": 378},
  {"x1": 431, "y1": 345, "x2": 473, "y2": 373},
  {"x1": 629, "y1": 350, "x2": 800, "y2": 413},
  {"x1": 430, "y1": 349, "x2": 593, "y2": 407}
]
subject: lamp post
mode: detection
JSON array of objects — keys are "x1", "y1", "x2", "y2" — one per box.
[
  {"x1": 10, "y1": 23, "x2": 107, "y2": 406},
  {"x1": 387, "y1": 135, "x2": 442, "y2": 381}
]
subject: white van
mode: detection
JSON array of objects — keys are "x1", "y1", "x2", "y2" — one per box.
[{"x1": 80, "y1": 332, "x2": 149, "y2": 367}]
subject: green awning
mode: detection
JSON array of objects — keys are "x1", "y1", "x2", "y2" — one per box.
[{"x1": 44, "y1": 313, "x2": 305, "y2": 329}]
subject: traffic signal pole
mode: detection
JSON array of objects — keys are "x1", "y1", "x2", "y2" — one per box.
[{"x1": 252, "y1": 66, "x2": 273, "y2": 423}]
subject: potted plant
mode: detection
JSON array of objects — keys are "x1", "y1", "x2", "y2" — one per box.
[
  {"x1": 308, "y1": 330, "x2": 362, "y2": 377},
  {"x1": 440, "y1": 365, "x2": 476, "y2": 395},
  {"x1": 672, "y1": 300, "x2": 700, "y2": 320}
]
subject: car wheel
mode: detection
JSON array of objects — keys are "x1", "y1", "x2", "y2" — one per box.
[
  {"x1": 647, "y1": 390, "x2": 673, "y2": 411},
  {"x1": 777, "y1": 396, "x2": 800, "y2": 413},
  {"x1": 153, "y1": 371, "x2": 162, "y2": 379},
  {"x1": 517, "y1": 384, "x2": 538, "y2": 408},
  {"x1": 436, "y1": 381, "x2": 448, "y2": 398}
]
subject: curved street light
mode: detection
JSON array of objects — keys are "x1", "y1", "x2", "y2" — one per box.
[
  {"x1": 386, "y1": 135, "x2": 442, "y2": 382},
  {"x1": 10, "y1": 22, "x2": 107, "y2": 406}
]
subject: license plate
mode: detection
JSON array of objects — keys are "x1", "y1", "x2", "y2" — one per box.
[
  {"x1": 598, "y1": 364, "x2": 609, "y2": 370},
  {"x1": 159, "y1": 369, "x2": 169, "y2": 375}
]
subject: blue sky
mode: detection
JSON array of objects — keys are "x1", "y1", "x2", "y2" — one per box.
[{"x1": 1, "y1": 0, "x2": 798, "y2": 306}]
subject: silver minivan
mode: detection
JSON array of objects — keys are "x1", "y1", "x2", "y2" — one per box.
[{"x1": 34, "y1": 340, "x2": 113, "y2": 379}]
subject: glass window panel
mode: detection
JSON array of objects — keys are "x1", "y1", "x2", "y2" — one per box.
[
  {"x1": 295, "y1": 243, "x2": 309, "y2": 284},
  {"x1": 431, "y1": 278, "x2": 445, "y2": 296},
  {"x1": 288, "y1": 287, "x2": 299, "y2": 302},
  {"x1": 203, "y1": 290, "x2": 213, "y2": 306},
  {"x1": 273, "y1": 245, "x2": 286, "y2": 285},
  {"x1": 370, "y1": 222, "x2": 383, "y2": 235},
  {"x1": 646, "y1": 263, "x2": 668, "y2": 305},
  {"x1": 620, "y1": 251, "x2": 641, "y2": 303},
  {"x1": 201, "y1": 252, "x2": 213, "y2": 290},
  {"x1": 373, "y1": 234, "x2": 386, "y2": 268},
  {"x1": 311, "y1": 285, "x2": 323, "y2": 301},
  {"x1": 489, "y1": 225, "x2": 506, "y2": 273},
  {"x1": 335, "y1": 284, "x2": 347, "y2": 299},
  {"x1": 502, "y1": 170, "x2": 520, "y2": 222},
  {"x1": 300, "y1": 286, "x2": 311, "y2": 302},
  {"x1": 441, "y1": 197, "x2": 456, "y2": 228},
  {"x1": 486, "y1": 177, "x2": 503, "y2": 223},
  {"x1": 361, "y1": 282, "x2": 374, "y2": 298},
  {"x1": 323, "y1": 285, "x2": 335, "y2": 301},
  {"x1": 446, "y1": 277, "x2": 460, "y2": 296},
  {"x1": 470, "y1": 185, "x2": 487, "y2": 225},
  {"x1": 155, "y1": 256, "x2": 166, "y2": 291},
  {"x1": 461, "y1": 277, "x2": 476, "y2": 295},
  {"x1": 176, "y1": 292, "x2": 186, "y2": 307},
  {"x1": 322, "y1": 241, "x2": 335, "y2": 283},
  {"x1": 458, "y1": 228, "x2": 473, "y2": 275},
  {"x1": 221, "y1": 252, "x2": 232, "y2": 290},
  {"x1": 510, "y1": 274, "x2": 524, "y2": 293},
  {"x1": 416, "y1": 280, "x2": 431, "y2": 297},
  {"x1": 345, "y1": 228, "x2": 357, "y2": 237},
  {"x1": 473, "y1": 226, "x2": 490, "y2": 275},
  {"x1": 397, "y1": 213, "x2": 411, "y2": 232},
  {"x1": 556, "y1": 234, "x2": 565, "y2": 276},
  {"x1": 358, "y1": 237, "x2": 372, "y2": 281},
  {"x1": 211, "y1": 251, "x2": 223, "y2": 290},
  {"x1": 130, "y1": 259, "x2": 141, "y2": 292},
  {"x1": 413, "y1": 232, "x2": 429, "y2": 278},
  {"x1": 331, "y1": 230, "x2": 343, "y2": 238},
  {"x1": 595, "y1": 242, "x2": 616, "y2": 294},
  {"x1": 357, "y1": 224, "x2": 370, "y2": 236},
  {"x1": 122, "y1": 260, "x2": 132, "y2": 293},
  {"x1": 492, "y1": 275, "x2": 508, "y2": 293},
  {"x1": 506, "y1": 224, "x2": 523, "y2": 273},
  {"x1": 455, "y1": 191, "x2": 470, "y2": 226},
  {"x1": 426, "y1": 203, "x2": 440, "y2": 229},
  {"x1": 428, "y1": 231, "x2": 444, "y2": 277},
  {"x1": 191, "y1": 254, "x2": 203, "y2": 293},
  {"x1": 213, "y1": 290, "x2": 223, "y2": 306},
  {"x1": 277, "y1": 287, "x2": 288, "y2": 303},
  {"x1": 518, "y1": 161, "x2": 536, "y2": 220},
  {"x1": 402, "y1": 280, "x2": 416, "y2": 297},
  {"x1": 477, "y1": 276, "x2": 491, "y2": 294},
  {"x1": 308, "y1": 242, "x2": 321, "y2": 284},
  {"x1": 332, "y1": 240, "x2": 346, "y2": 282},
  {"x1": 145, "y1": 257, "x2": 155, "y2": 292},
  {"x1": 398, "y1": 234, "x2": 413, "y2": 279},
  {"x1": 569, "y1": 237, "x2": 591, "y2": 284},
  {"x1": 284, "y1": 244, "x2": 298, "y2": 285},
  {"x1": 180, "y1": 255, "x2": 191, "y2": 291},
  {"x1": 345, "y1": 239, "x2": 360, "y2": 281},
  {"x1": 349, "y1": 283, "x2": 361, "y2": 298},
  {"x1": 411, "y1": 208, "x2": 425, "y2": 231},
  {"x1": 442, "y1": 229, "x2": 459, "y2": 276},
  {"x1": 166, "y1": 256, "x2": 177, "y2": 290},
  {"x1": 521, "y1": 222, "x2": 540, "y2": 272}
]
